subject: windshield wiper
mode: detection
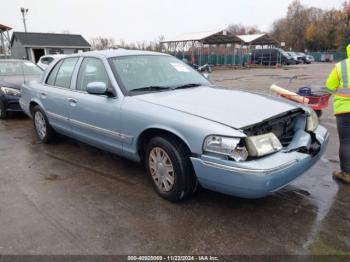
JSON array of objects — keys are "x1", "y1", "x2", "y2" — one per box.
[
  {"x1": 129, "y1": 86, "x2": 172, "y2": 92},
  {"x1": 172, "y1": 83, "x2": 202, "y2": 90}
]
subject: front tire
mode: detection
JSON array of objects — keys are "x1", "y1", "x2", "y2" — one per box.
[
  {"x1": 145, "y1": 136, "x2": 197, "y2": 202},
  {"x1": 32, "y1": 106, "x2": 55, "y2": 143}
]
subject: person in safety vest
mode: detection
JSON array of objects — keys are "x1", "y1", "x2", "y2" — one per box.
[{"x1": 326, "y1": 44, "x2": 350, "y2": 183}]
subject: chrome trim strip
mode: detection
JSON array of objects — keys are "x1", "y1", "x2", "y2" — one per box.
[
  {"x1": 46, "y1": 111, "x2": 133, "y2": 144},
  {"x1": 70, "y1": 118, "x2": 133, "y2": 144},
  {"x1": 198, "y1": 159, "x2": 298, "y2": 175},
  {"x1": 47, "y1": 111, "x2": 69, "y2": 122}
]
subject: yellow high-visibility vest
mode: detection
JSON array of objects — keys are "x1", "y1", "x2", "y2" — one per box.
[{"x1": 326, "y1": 45, "x2": 350, "y2": 115}]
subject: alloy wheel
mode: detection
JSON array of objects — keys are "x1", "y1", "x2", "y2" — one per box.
[
  {"x1": 148, "y1": 147, "x2": 175, "y2": 192},
  {"x1": 34, "y1": 111, "x2": 47, "y2": 139}
]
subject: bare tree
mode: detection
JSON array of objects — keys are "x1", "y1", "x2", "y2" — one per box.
[
  {"x1": 227, "y1": 24, "x2": 247, "y2": 35},
  {"x1": 88, "y1": 34, "x2": 163, "y2": 53},
  {"x1": 153, "y1": 35, "x2": 165, "y2": 52},
  {"x1": 90, "y1": 37, "x2": 116, "y2": 50},
  {"x1": 118, "y1": 39, "x2": 126, "y2": 48}
]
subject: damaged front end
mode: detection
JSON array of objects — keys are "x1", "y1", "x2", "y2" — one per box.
[
  {"x1": 242, "y1": 108, "x2": 321, "y2": 158},
  {"x1": 191, "y1": 108, "x2": 328, "y2": 198}
]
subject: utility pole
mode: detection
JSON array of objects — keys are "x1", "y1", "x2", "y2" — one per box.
[{"x1": 20, "y1": 8, "x2": 29, "y2": 32}]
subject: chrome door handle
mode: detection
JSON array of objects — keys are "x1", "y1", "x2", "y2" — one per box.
[{"x1": 67, "y1": 98, "x2": 77, "y2": 103}]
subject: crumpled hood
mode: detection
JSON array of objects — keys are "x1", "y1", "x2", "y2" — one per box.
[{"x1": 134, "y1": 86, "x2": 299, "y2": 128}]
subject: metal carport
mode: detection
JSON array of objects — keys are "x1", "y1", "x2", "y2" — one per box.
[
  {"x1": 161, "y1": 30, "x2": 242, "y2": 66},
  {"x1": 237, "y1": 34, "x2": 280, "y2": 66}
]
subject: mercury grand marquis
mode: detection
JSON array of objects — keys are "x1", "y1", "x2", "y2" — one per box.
[{"x1": 20, "y1": 50, "x2": 329, "y2": 201}]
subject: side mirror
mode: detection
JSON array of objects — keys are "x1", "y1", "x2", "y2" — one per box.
[
  {"x1": 203, "y1": 73, "x2": 209, "y2": 79},
  {"x1": 86, "y1": 82, "x2": 107, "y2": 95}
]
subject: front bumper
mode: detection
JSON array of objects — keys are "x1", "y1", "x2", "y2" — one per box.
[
  {"x1": 0, "y1": 94, "x2": 22, "y2": 112},
  {"x1": 190, "y1": 125, "x2": 329, "y2": 199}
]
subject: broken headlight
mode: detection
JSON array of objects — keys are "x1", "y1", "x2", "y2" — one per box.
[
  {"x1": 203, "y1": 136, "x2": 248, "y2": 162},
  {"x1": 0, "y1": 87, "x2": 21, "y2": 97},
  {"x1": 245, "y1": 133, "x2": 282, "y2": 157},
  {"x1": 306, "y1": 110, "x2": 318, "y2": 132}
]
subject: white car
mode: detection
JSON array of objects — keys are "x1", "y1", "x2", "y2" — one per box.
[{"x1": 37, "y1": 54, "x2": 66, "y2": 70}]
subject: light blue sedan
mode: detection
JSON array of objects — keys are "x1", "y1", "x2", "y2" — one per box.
[{"x1": 20, "y1": 50, "x2": 329, "y2": 201}]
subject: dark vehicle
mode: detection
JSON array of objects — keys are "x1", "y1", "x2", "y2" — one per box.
[
  {"x1": 286, "y1": 52, "x2": 302, "y2": 64},
  {"x1": 251, "y1": 48, "x2": 296, "y2": 66},
  {"x1": 295, "y1": 52, "x2": 312, "y2": 64},
  {"x1": 182, "y1": 58, "x2": 212, "y2": 73},
  {"x1": 0, "y1": 60, "x2": 43, "y2": 119}
]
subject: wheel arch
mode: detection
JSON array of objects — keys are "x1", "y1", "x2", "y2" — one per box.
[
  {"x1": 29, "y1": 99, "x2": 44, "y2": 117},
  {"x1": 137, "y1": 127, "x2": 193, "y2": 162}
]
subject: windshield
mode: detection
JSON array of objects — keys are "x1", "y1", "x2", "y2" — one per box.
[
  {"x1": 109, "y1": 55, "x2": 210, "y2": 92},
  {"x1": 0, "y1": 61, "x2": 43, "y2": 76}
]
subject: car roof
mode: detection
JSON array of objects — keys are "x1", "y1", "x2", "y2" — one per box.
[
  {"x1": 42, "y1": 54, "x2": 66, "y2": 58},
  {"x1": 72, "y1": 49, "x2": 170, "y2": 59}
]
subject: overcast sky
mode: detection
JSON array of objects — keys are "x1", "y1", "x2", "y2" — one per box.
[{"x1": 1, "y1": 0, "x2": 346, "y2": 43}]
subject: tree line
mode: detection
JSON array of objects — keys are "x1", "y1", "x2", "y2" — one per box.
[
  {"x1": 271, "y1": 0, "x2": 350, "y2": 52},
  {"x1": 90, "y1": 36, "x2": 164, "y2": 52}
]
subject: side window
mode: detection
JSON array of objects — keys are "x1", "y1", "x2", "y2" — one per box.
[
  {"x1": 47, "y1": 57, "x2": 54, "y2": 64},
  {"x1": 41, "y1": 57, "x2": 54, "y2": 65},
  {"x1": 76, "y1": 58, "x2": 109, "y2": 91},
  {"x1": 46, "y1": 60, "x2": 63, "y2": 86},
  {"x1": 41, "y1": 58, "x2": 49, "y2": 65},
  {"x1": 55, "y1": 58, "x2": 79, "y2": 89}
]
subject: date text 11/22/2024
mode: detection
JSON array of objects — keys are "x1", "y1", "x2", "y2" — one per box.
[{"x1": 127, "y1": 255, "x2": 219, "y2": 261}]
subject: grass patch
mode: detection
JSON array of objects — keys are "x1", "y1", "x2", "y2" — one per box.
[{"x1": 309, "y1": 234, "x2": 350, "y2": 255}]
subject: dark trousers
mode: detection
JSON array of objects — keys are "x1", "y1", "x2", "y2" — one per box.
[{"x1": 336, "y1": 113, "x2": 350, "y2": 173}]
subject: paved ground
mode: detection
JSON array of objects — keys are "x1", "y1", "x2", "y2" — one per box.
[{"x1": 0, "y1": 63, "x2": 349, "y2": 255}]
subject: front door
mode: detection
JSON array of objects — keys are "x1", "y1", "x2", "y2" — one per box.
[{"x1": 68, "y1": 57, "x2": 124, "y2": 154}]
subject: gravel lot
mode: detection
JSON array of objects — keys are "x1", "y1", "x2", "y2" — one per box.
[{"x1": 0, "y1": 63, "x2": 349, "y2": 255}]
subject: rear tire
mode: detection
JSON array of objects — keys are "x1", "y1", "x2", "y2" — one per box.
[
  {"x1": 32, "y1": 106, "x2": 55, "y2": 143},
  {"x1": 0, "y1": 101, "x2": 6, "y2": 119},
  {"x1": 145, "y1": 136, "x2": 197, "y2": 202}
]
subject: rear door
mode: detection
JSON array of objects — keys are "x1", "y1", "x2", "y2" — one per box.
[
  {"x1": 39, "y1": 57, "x2": 79, "y2": 134},
  {"x1": 68, "y1": 57, "x2": 124, "y2": 154}
]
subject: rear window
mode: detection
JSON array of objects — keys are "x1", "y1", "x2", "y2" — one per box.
[{"x1": 46, "y1": 60, "x2": 63, "y2": 86}]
